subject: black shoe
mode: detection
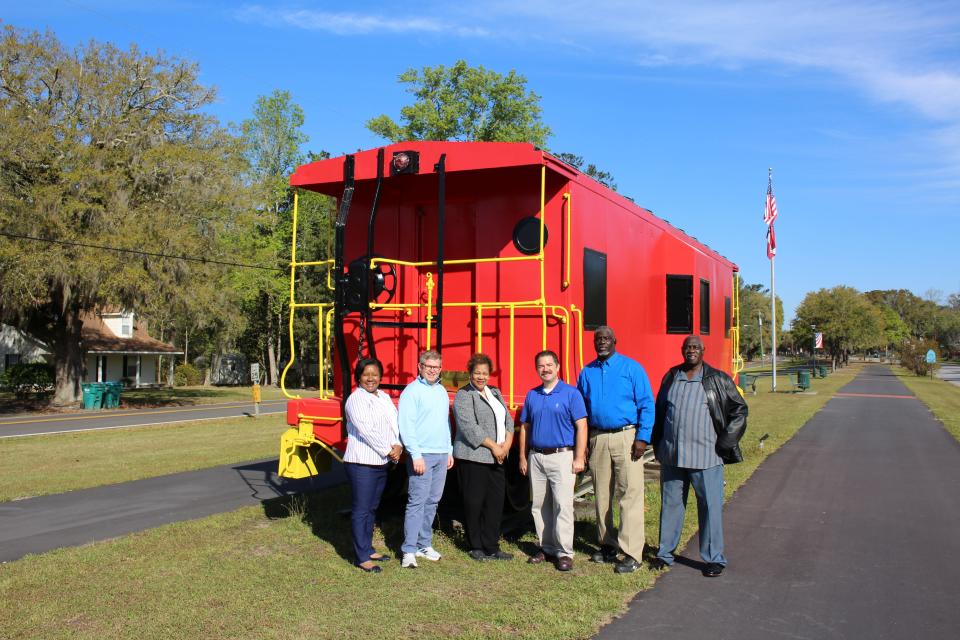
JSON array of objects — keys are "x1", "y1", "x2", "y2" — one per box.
[
  {"x1": 590, "y1": 546, "x2": 619, "y2": 564},
  {"x1": 649, "y1": 558, "x2": 669, "y2": 571},
  {"x1": 357, "y1": 563, "x2": 382, "y2": 573},
  {"x1": 469, "y1": 549, "x2": 492, "y2": 561},
  {"x1": 488, "y1": 550, "x2": 514, "y2": 561},
  {"x1": 614, "y1": 556, "x2": 641, "y2": 574},
  {"x1": 369, "y1": 553, "x2": 391, "y2": 562},
  {"x1": 702, "y1": 562, "x2": 724, "y2": 577}
]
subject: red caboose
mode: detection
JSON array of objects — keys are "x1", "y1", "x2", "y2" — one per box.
[{"x1": 278, "y1": 141, "x2": 741, "y2": 477}]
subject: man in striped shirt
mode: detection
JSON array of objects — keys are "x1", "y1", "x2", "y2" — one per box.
[{"x1": 651, "y1": 335, "x2": 748, "y2": 577}]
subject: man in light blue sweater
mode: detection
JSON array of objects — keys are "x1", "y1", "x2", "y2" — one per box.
[{"x1": 398, "y1": 349, "x2": 453, "y2": 568}]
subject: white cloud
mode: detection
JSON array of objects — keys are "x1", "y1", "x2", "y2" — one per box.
[
  {"x1": 234, "y1": 5, "x2": 489, "y2": 37},
  {"x1": 486, "y1": 1, "x2": 960, "y2": 122}
]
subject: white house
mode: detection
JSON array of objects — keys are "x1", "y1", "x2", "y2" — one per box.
[{"x1": 0, "y1": 311, "x2": 183, "y2": 387}]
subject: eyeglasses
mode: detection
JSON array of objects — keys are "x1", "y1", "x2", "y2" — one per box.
[{"x1": 420, "y1": 363, "x2": 442, "y2": 372}]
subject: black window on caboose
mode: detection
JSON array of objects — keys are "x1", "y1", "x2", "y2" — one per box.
[
  {"x1": 700, "y1": 279, "x2": 711, "y2": 335},
  {"x1": 666, "y1": 275, "x2": 693, "y2": 334},
  {"x1": 583, "y1": 248, "x2": 607, "y2": 329}
]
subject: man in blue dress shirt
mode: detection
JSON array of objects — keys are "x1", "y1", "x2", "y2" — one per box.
[
  {"x1": 577, "y1": 326, "x2": 655, "y2": 574},
  {"x1": 519, "y1": 350, "x2": 588, "y2": 572}
]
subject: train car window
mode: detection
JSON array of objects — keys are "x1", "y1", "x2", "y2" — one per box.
[
  {"x1": 700, "y1": 279, "x2": 711, "y2": 335},
  {"x1": 724, "y1": 297, "x2": 732, "y2": 336},
  {"x1": 513, "y1": 217, "x2": 548, "y2": 255},
  {"x1": 583, "y1": 248, "x2": 607, "y2": 329},
  {"x1": 666, "y1": 275, "x2": 693, "y2": 334}
]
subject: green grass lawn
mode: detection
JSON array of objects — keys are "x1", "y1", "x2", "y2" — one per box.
[
  {"x1": 893, "y1": 367, "x2": 960, "y2": 443},
  {"x1": 119, "y1": 384, "x2": 309, "y2": 407},
  {"x1": 0, "y1": 365, "x2": 861, "y2": 639},
  {"x1": 0, "y1": 414, "x2": 285, "y2": 501},
  {"x1": 0, "y1": 385, "x2": 310, "y2": 413}
]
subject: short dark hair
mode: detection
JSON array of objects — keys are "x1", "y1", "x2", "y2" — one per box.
[
  {"x1": 534, "y1": 350, "x2": 559, "y2": 366},
  {"x1": 467, "y1": 352, "x2": 493, "y2": 373},
  {"x1": 354, "y1": 357, "x2": 383, "y2": 383}
]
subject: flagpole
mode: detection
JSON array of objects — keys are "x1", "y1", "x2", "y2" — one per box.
[
  {"x1": 771, "y1": 252, "x2": 777, "y2": 392},
  {"x1": 768, "y1": 168, "x2": 777, "y2": 392}
]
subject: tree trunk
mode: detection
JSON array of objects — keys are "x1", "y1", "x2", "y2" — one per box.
[{"x1": 49, "y1": 297, "x2": 86, "y2": 406}]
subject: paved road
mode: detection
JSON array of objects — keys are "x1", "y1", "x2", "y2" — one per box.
[
  {"x1": 597, "y1": 364, "x2": 960, "y2": 640},
  {"x1": 935, "y1": 363, "x2": 960, "y2": 387},
  {"x1": 0, "y1": 458, "x2": 343, "y2": 563},
  {"x1": 0, "y1": 400, "x2": 288, "y2": 438}
]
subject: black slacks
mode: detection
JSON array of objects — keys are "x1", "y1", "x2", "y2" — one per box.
[{"x1": 457, "y1": 458, "x2": 506, "y2": 554}]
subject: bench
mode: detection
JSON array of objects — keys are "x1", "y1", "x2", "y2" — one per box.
[{"x1": 739, "y1": 374, "x2": 758, "y2": 394}]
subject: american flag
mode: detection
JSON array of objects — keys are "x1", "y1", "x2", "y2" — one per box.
[
  {"x1": 763, "y1": 191, "x2": 778, "y2": 225},
  {"x1": 814, "y1": 332, "x2": 823, "y2": 349},
  {"x1": 766, "y1": 223, "x2": 776, "y2": 259}
]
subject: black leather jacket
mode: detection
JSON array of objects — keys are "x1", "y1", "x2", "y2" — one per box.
[{"x1": 652, "y1": 362, "x2": 748, "y2": 464}]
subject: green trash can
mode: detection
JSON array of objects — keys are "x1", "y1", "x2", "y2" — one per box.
[
  {"x1": 797, "y1": 370, "x2": 811, "y2": 390},
  {"x1": 818, "y1": 365, "x2": 829, "y2": 377},
  {"x1": 82, "y1": 383, "x2": 104, "y2": 409},
  {"x1": 104, "y1": 382, "x2": 122, "y2": 409}
]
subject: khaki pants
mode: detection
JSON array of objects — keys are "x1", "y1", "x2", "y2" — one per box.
[
  {"x1": 589, "y1": 428, "x2": 646, "y2": 561},
  {"x1": 529, "y1": 450, "x2": 576, "y2": 558}
]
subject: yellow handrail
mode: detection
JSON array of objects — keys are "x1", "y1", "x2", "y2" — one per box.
[
  {"x1": 570, "y1": 304, "x2": 584, "y2": 375},
  {"x1": 508, "y1": 305, "x2": 517, "y2": 409},
  {"x1": 732, "y1": 272, "x2": 744, "y2": 375},
  {"x1": 476, "y1": 305, "x2": 483, "y2": 353},
  {"x1": 550, "y1": 306, "x2": 571, "y2": 379},
  {"x1": 425, "y1": 272, "x2": 435, "y2": 351},
  {"x1": 281, "y1": 191, "x2": 302, "y2": 400},
  {"x1": 371, "y1": 255, "x2": 540, "y2": 269},
  {"x1": 562, "y1": 192, "x2": 572, "y2": 289}
]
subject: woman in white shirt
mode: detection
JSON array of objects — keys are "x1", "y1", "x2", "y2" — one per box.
[
  {"x1": 344, "y1": 357, "x2": 402, "y2": 573},
  {"x1": 452, "y1": 353, "x2": 515, "y2": 561}
]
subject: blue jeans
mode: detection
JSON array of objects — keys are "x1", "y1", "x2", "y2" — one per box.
[
  {"x1": 657, "y1": 463, "x2": 727, "y2": 566},
  {"x1": 402, "y1": 453, "x2": 448, "y2": 554},
  {"x1": 343, "y1": 462, "x2": 389, "y2": 565}
]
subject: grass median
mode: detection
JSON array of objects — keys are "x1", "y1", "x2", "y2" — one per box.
[
  {"x1": 0, "y1": 365, "x2": 860, "y2": 639},
  {"x1": 892, "y1": 367, "x2": 960, "y2": 443},
  {"x1": 0, "y1": 414, "x2": 285, "y2": 501}
]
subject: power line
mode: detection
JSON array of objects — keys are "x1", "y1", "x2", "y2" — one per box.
[{"x1": 0, "y1": 231, "x2": 284, "y2": 272}]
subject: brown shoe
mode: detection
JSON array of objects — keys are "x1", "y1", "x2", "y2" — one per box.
[
  {"x1": 556, "y1": 556, "x2": 573, "y2": 571},
  {"x1": 527, "y1": 551, "x2": 546, "y2": 564}
]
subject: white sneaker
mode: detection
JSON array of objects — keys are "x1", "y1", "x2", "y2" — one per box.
[
  {"x1": 401, "y1": 553, "x2": 418, "y2": 568},
  {"x1": 416, "y1": 546, "x2": 442, "y2": 561}
]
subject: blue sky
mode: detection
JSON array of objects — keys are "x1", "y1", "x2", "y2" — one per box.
[{"x1": 5, "y1": 1, "x2": 960, "y2": 322}]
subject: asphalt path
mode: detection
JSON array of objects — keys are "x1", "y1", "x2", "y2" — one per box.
[
  {"x1": 596, "y1": 364, "x2": 960, "y2": 640},
  {"x1": 0, "y1": 400, "x2": 288, "y2": 438},
  {"x1": 0, "y1": 458, "x2": 343, "y2": 563},
  {"x1": 935, "y1": 363, "x2": 960, "y2": 387}
]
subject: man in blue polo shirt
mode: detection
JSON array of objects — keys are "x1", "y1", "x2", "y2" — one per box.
[
  {"x1": 518, "y1": 350, "x2": 588, "y2": 572},
  {"x1": 577, "y1": 326, "x2": 655, "y2": 574}
]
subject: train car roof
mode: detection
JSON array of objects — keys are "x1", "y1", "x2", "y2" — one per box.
[{"x1": 290, "y1": 141, "x2": 738, "y2": 271}]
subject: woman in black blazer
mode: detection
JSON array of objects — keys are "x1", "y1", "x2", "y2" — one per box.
[{"x1": 452, "y1": 353, "x2": 515, "y2": 561}]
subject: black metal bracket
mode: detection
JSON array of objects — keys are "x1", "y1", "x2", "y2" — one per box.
[
  {"x1": 333, "y1": 155, "x2": 355, "y2": 400},
  {"x1": 362, "y1": 148, "x2": 385, "y2": 361},
  {"x1": 434, "y1": 153, "x2": 446, "y2": 353}
]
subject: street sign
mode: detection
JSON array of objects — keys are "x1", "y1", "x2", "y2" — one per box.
[
  {"x1": 925, "y1": 350, "x2": 936, "y2": 364},
  {"x1": 250, "y1": 363, "x2": 261, "y2": 383}
]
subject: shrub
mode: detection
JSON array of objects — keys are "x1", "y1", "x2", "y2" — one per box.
[
  {"x1": 0, "y1": 362, "x2": 55, "y2": 397},
  {"x1": 173, "y1": 363, "x2": 202, "y2": 387},
  {"x1": 899, "y1": 338, "x2": 939, "y2": 376}
]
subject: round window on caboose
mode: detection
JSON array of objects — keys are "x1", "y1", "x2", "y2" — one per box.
[{"x1": 512, "y1": 217, "x2": 548, "y2": 255}]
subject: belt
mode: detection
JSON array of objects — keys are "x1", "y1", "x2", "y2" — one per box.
[
  {"x1": 591, "y1": 425, "x2": 636, "y2": 434},
  {"x1": 531, "y1": 446, "x2": 573, "y2": 455}
]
